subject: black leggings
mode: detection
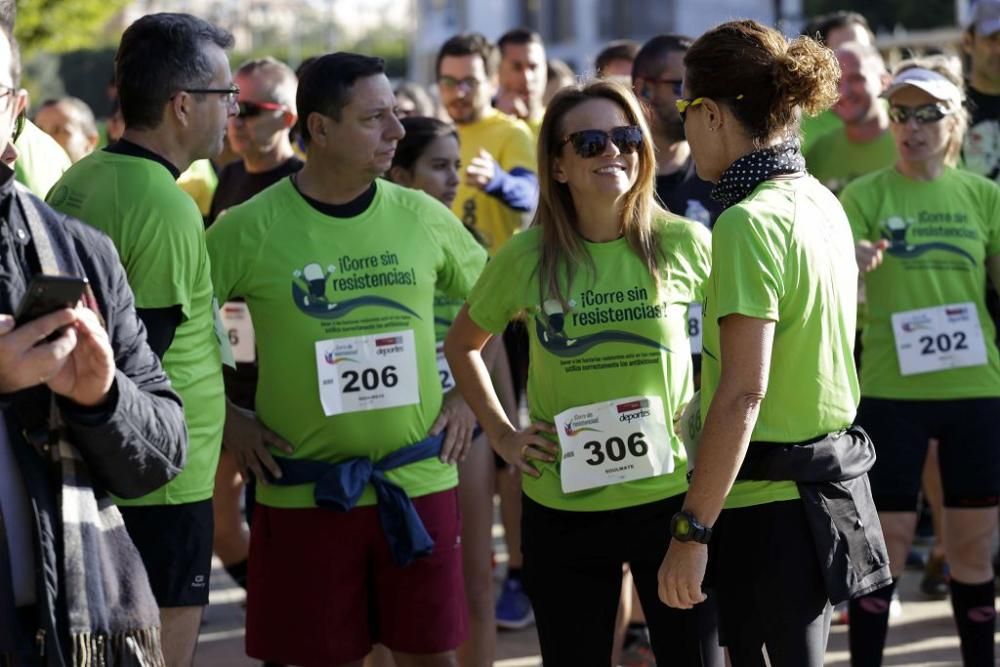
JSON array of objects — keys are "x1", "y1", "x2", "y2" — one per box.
[
  {"x1": 711, "y1": 499, "x2": 832, "y2": 666},
  {"x1": 521, "y1": 493, "x2": 724, "y2": 667}
]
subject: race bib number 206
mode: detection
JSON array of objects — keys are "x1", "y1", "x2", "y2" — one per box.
[{"x1": 315, "y1": 330, "x2": 420, "y2": 416}]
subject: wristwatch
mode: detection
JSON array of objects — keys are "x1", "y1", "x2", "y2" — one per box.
[{"x1": 670, "y1": 510, "x2": 712, "y2": 544}]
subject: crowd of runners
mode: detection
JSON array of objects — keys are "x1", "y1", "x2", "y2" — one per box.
[{"x1": 1, "y1": 1, "x2": 999, "y2": 666}]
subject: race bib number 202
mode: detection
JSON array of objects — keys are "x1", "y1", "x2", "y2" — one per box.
[
  {"x1": 891, "y1": 302, "x2": 988, "y2": 376},
  {"x1": 315, "y1": 330, "x2": 420, "y2": 416}
]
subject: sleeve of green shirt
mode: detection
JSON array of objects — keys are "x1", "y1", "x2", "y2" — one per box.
[
  {"x1": 466, "y1": 234, "x2": 529, "y2": 334},
  {"x1": 688, "y1": 221, "x2": 713, "y2": 303},
  {"x1": 983, "y1": 178, "x2": 1000, "y2": 257},
  {"x1": 710, "y1": 208, "x2": 784, "y2": 322},
  {"x1": 126, "y1": 211, "x2": 206, "y2": 319},
  {"x1": 428, "y1": 198, "x2": 489, "y2": 301},
  {"x1": 838, "y1": 180, "x2": 874, "y2": 242},
  {"x1": 206, "y1": 206, "x2": 258, "y2": 303}
]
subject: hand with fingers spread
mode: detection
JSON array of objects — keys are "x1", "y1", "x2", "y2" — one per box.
[
  {"x1": 431, "y1": 390, "x2": 477, "y2": 465},
  {"x1": 465, "y1": 148, "x2": 498, "y2": 190},
  {"x1": 658, "y1": 541, "x2": 709, "y2": 610},
  {"x1": 0, "y1": 309, "x2": 80, "y2": 395},
  {"x1": 492, "y1": 421, "x2": 559, "y2": 478},
  {"x1": 223, "y1": 400, "x2": 294, "y2": 483},
  {"x1": 855, "y1": 239, "x2": 890, "y2": 273},
  {"x1": 46, "y1": 306, "x2": 115, "y2": 407}
]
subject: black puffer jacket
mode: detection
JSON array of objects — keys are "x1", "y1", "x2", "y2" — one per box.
[{"x1": 0, "y1": 171, "x2": 187, "y2": 664}]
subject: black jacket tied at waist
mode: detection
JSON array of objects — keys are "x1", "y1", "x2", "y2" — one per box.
[{"x1": 736, "y1": 425, "x2": 892, "y2": 604}]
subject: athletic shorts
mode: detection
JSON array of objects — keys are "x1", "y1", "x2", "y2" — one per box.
[
  {"x1": 856, "y1": 397, "x2": 1000, "y2": 511},
  {"x1": 245, "y1": 489, "x2": 466, "y2": 666},
  {"x1": 119, "y1": 499, "x2": 214, "y2": 607}
]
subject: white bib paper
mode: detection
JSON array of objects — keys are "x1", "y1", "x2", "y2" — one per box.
[
  {"x1": 314, "y1": 329, "x2": 420, "y2": 416},
  {"x1": 435, "y1": 342, "x2": 456, "y2": 392},
  {"x1": 555, "y1": 395, "x2": 674, "y2": 493},
  {"x1": 211, "y1": 297, "x2": 236, "y2": 369},
  {"x1": 891, "y1": 302, "x2": 988, "y2": 376},
  {"x1": 687, "y1": 303, "x2": 703, "y2": 355},
  {"x1": 220, "y1": 302, "x2": 256, "y2": 364}
]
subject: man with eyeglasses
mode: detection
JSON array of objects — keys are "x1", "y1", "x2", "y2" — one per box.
[
  {"x1": 632, "y1": 34, "x2": 721, "y2": 228},
  {"x1": 206, "y1": 56, "x2": 301, "y2": 599},
  {"x1": 437, "y1": 32, "x2": 537, "y2": 255},
  {"x1": 46, "y1": 13, "x2": 234, "y2": 665},
  {"x1": 804, "y1": 43, "x2": 897, "y2": 196}
]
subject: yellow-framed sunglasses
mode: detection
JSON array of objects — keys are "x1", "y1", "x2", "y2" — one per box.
[{"x1": 676, "y1": 94, "x2": 744, "y2": 122}]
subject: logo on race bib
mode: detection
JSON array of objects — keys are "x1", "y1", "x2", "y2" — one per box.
[
  {"x1": 879, "y1": 215, "x2": 975, "y2": 264},
  {"x1": 562, "y1": 412, "x2": 602, "y2": 438},
  {"x1": 617, "y1": 399, "x2": 652, "y2": 424},
  {"x1": 291, "y1": 261, "x2": 421, "y2": 321},
  {"x1": 900, "y1": 314, "x2": 933, "y2": 333},
  {"x1": 945, "y1": 306, "x2": 972, "y2": 322}
]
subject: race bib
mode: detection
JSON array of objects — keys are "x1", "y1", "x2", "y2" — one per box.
[
  {"x1": 555, "y1": 395, "x2": 674, "y2": 493},
  {"x1": 220, "y1": 302, "x2": 256, "y2": 364},
  {"x1": 436, "y1": 342, "x2": 456, "y2": 392},
  {"x1": 891, "y1": 302, "x2": 988, "y2": 376},
  {"x1": 212, "y1": 297, "x2": 236, "y2": 369},
  {"x1": 315, "y1": 329, "x2": 420, "y2": 416},
  {"x1": 688, "y1": 303, "x2": 703, "y2": 355}
]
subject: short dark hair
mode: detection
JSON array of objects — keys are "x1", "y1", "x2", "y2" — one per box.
[
  {"x1": 392, "y1": 116, "x2": 457, "y2": 171},
  {"x1": 296, "y1": 51, "x2": 385, "y2": 145},
  {"x1": 498, "y1": 28, "x2": 543, "y2": 57},
  {"x1": 436, "y1": 33, "x2": 498, "y2": 78},
  {"x1": 632, "y1": 34, "x2": 693, "y2": 81},
  {"x1": 595, "y1": 40, "x2": 640, "y2": 75},
  {"x1": 115, "y1": 13, "x2": 234, "y2": 130},
  {"x1": 803, "y1": 11, "x2": 874, "y2": 45}
]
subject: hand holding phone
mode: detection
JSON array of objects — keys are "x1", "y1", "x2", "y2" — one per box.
[{"x1": 14, "y1": 275, "x2": 88, "y2": 325}]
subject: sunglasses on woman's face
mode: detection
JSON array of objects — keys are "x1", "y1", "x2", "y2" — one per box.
[
  {"x1": 888, "y1": 103, "x2": 952, "y2": 125},
  {"x1": 558, "y1": 125, "x2": 643, "y2": 158},
  {"x1": 237, "y1": 100, "x2": 287, "y2": 119}
]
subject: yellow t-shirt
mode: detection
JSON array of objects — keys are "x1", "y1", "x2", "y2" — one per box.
[
  {"x1": 453, "y1": 108, "x2": 536, "y2": 254},
  {"x1": 177, "y1": 159, "x2": 219, "y2": 217}
]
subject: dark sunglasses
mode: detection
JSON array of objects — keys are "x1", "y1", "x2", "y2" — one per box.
[
  {"x1": 237, "y1": 100, "x2": 287, "y2": 119},
  {"x1": 559, "y1": 125, "x2": 643, "y2": 158},
  {"x1": 888, "y1": 103, "x2": 952, "y2": 125}
]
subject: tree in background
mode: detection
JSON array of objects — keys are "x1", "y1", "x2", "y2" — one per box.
[
  {"x1": 803, "y1": 0, "x2": 956, "y2": 32},
  {"x1": 15, "y1": 0, "x2": 128, "y2": 56}
]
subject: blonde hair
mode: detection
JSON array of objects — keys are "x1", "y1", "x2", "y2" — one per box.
[
  {"x1": 892, "y1": 56, "x2": 968, "y2": 167},
  {"x1": 533, "y1": 80, "x2": 664, "y2": 307}
]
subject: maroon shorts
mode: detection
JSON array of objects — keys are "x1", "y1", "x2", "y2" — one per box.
[{"x1": 245, "y1": 488, "x2": 467, "y2": 666}]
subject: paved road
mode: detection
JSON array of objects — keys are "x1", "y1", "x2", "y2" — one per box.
[{"x1": 195, "y1": 527, "x2": 996, "y2": 666}]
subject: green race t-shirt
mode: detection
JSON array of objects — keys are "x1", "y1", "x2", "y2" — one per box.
[
  {"x1": 701, "y1": 177, "x2": 860, "y2": 509},
  {"x1": 467, "y1": 217, "x2": 711, "y2": 512},
  {"x1": 805, "y1": 127, "x2": 898, "y2": 196},
  {"x1": 47, "y1": 149, "x2": 226, "y2": 505},
  {"x1": 841, "y1": 167, "x2": 1000, "y2": 399},
  {"x1": 208, "y1": 178, "x2": 487, "y2": 508},
  {"x1": 800, "y1": 110, "x2": 843, "y2": 155}
]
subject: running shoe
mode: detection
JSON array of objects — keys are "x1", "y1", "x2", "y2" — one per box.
[
  {"x1": 495, "y1": 574, "x2": 534, "y2": 630},
  {"x1": 920, "y1": 554, "x2": 949, "y2": 598}
]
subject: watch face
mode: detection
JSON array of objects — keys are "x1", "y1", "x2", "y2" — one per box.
[{"x1": 674, "y1": 513, "x2": 691, "y2": 537}]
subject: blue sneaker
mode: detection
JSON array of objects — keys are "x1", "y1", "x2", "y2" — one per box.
[{"x1": 495, "y1": 574, "x2": 534, "y2": 630}]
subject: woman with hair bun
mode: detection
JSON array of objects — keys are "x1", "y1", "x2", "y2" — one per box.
[
  {"x1": 841, "y1": 56, "x2": 1000, "y2": 667},
  {"x1": 657, "y1": 19, "x2": 889, "y2": 666}
]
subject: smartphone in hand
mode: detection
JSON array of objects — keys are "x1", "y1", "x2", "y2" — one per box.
[{"x1": 14, "y1": 275, "x2": 89, "y2": 339}]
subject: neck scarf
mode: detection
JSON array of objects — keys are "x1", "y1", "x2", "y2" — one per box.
[{"x1": 711, "y1": 138, "x2": 805, "y2": 209}]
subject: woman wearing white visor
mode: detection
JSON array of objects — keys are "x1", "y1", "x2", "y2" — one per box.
[{"x1": 841, "y1": 58, "x2": 1000, "y2": 666}]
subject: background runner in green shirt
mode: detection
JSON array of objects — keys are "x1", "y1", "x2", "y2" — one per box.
[{"x1": 843, "y1": 59, "x2": 1000, "y2": 667}]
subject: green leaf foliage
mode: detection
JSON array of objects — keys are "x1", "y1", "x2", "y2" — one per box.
[{"x1": 14, "y1": 0, "x2": 129, "y2": 56}]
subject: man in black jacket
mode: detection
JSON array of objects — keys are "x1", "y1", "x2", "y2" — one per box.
[{"x1": 0, "y1": 16, "x2": 187, "y2": 665}]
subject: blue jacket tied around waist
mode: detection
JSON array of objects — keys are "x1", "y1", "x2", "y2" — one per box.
[{"x1": 271, "y1": 431, "x2": 445, "y2": 566}]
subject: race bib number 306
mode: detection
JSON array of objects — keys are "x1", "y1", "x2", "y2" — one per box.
[
  {"x1": 891, "y1": 302, "x2": 988, "y2": 376},
  {"x1": 315, "y1": 330, "x2": 420, "y2": 416},
  {"x1": 555, "y1": 395, "x2": 674, "y2": 493}
]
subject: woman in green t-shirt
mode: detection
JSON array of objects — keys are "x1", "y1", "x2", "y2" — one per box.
[
  {"x1": 841, "y1": 58, "x2": 1000, "y2": 667},
  {"x1": 656, "y1": 20, "x2": 884, "y2": 666},
  {"x1": 445, "y1": 81, "x2": 721, "y2": 665}
]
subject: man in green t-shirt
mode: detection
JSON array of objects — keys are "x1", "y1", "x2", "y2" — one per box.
[
  {"x1": 805, "y1": 43, "x2": 897, "y2": 195},
  {"x1": 46, "y1": 13, "x2": 233, "y2": 664},
  {"x1": 207, "y1": 52, "x2": 487, "y2": 667}
]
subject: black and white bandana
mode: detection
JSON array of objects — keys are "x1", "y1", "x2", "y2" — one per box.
[{"x1": 710, "y1": 139, "x2": 806, "y2": 209}]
